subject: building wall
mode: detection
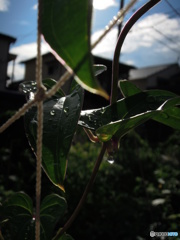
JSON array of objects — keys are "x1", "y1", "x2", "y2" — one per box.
[
  {"x1": 0, "y1": 38, "x2": 11, "y2": 90},
  {"x1": 0, "y1": 34, "x2": 16, "y2": 91}
]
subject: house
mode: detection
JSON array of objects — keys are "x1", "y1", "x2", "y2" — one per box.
[
  {"x1": 0, "y1": 33, "x2": 17, "y2": 91},
  {"x1": 0, "y1": 33, "x2": 26, "y2": 113},
  {"x1": 128, "y1": 63, "x2": 180, "y2": 94}
]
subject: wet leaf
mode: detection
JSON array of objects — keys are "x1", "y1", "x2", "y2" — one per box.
[
  {"x1": 42, "y1": 0, "x2": 108, "y2": 99},
  {"x1": 25, "y1": 86, "x2": 84, "y2": 191},
  {"x1": 79, "y1": 90, "x2": 178, "y2": 141},
  {"x1": 96, "y1": 111, "x2": 158, "y2": 141},
  {"x1": 153, "y1": 107, "x2": 180, "y2": 130},
  {"x1": 119, "y1": 80, "x2": 180, "y2": 131}
]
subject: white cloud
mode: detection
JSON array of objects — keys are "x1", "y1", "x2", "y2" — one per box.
[
  {"x1": 8, "y1": 62, "x2": 25, "y2": 81},
  {"x1": 121, "y1": 13, "x2": 180, "y2": 54},
  {"x1": 0, "y1": 0, "x2": 10, "y2": 11},
  {"x1": 93, "y1": 0, "x2": 118, "y2": 10},
  {"x1": 32, "y1": 4, "x2": 38, "y2": 10},
  {"x1": 92, "y1": 13, "x2": 180, "y2": 66},
  {"x1": 91, "y1": 27, "x2": 118, "y2": 59},
  {"x1": 8, "y1": 41, "x2": 51, "y2": 80}
]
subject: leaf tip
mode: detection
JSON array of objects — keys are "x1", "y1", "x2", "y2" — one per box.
[
  {"x1": 57, "y1": 184, "x2": 65, "y2": 192},
  {"x1": 97, "y1": 88, "x2": 109, "y2": 100}
]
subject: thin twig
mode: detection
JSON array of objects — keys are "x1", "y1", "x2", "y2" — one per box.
[{"x1": 52, "y1": 143, "x2": 107, "y2": 240}]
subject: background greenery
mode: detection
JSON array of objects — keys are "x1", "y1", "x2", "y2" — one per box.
[{"x1": 0, "y1": 112, "x2": 180, "y2": 239}]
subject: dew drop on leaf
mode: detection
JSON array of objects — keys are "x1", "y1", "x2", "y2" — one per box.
[
  {"x1": 64, "y1": 107, "x2": 69, "y2": 116},
  {"x1": 50, "y1": 110, "x2": 56, "y2": 116}
]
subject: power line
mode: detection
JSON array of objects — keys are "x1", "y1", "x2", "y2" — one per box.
[
  {"x1": 165, "y1": 0, "x2": 180, "y2": 18},
  {"x1": 148, "y1": 30, "x2": 180, "y2": 56},
  {"x1": 152, "y1": 26, "x2": 180, "y2": 49}
]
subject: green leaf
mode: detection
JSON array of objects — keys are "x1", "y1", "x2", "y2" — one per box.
[
  {"x1": 96, "y1": 111, "x2": 158, "y2": 141},
  {"x1": 119, "y1": 80, "x2": 180, "y2": 131},
  {"x1": 119, "y1": 79, "x2": 141, "y2": 97},
  {"x1": 1, "y1": 193, "x2": 35, "y2": 240},
  {"x1": 40, "y1": 194, "x2": 67, "y2": 239},
  {"x1": 25, "y1": 86, "x2": 84, "y2": 191},
  {"x1": 1, "y1": 193, "x2": 67, "y2": 240},
  {"x1": 42, "y1": 0, "x2": 108, "y2": 100},
  {"x1": 79, "y1": 90, "x2": 178, "y2": 141},
  {"x1": 58, "y1": 233, "x2": 75, "y2": 240},
  {"x1": 153, "y1": 107, "x2": 180, "y2": 130},
  {"x1": 93, "y1": 64, "x2": 107, "y2": 76},
  {"x1": 19, "y1": 79, "x2": 65, "y2": 100}
]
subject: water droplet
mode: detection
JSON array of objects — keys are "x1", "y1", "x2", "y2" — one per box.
[
  {"x1": 50, "y1": 110, "x2": 55, "y2": 116},
  {"x1": 64, "y1": 107, "x2": 69, "y2": 116},
  {"x1": 108, "y1": 159, "x2": 115, "y2": 164},
  {"x1": 107, "y1": 155, "x2": 115, "y2": 164}
]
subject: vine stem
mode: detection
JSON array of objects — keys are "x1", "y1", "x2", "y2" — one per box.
[
  {"x1": 52, "y1": 143, "x2": 107, "y2": 240},
  {"x1": 110, "y1": 0, "x2": 161, "y2": 105}
]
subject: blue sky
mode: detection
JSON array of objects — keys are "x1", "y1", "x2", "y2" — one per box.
[{"x1": 0, "y1": 0, "x2": 180, "y2": 80}]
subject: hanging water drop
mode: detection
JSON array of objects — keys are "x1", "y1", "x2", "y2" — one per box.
[
  {"x1": 108, "y1": 159, "x2": 115, "y2": 164},
  {"x1": 107, "y1": 155, "x2": 115, "y2": 164}
]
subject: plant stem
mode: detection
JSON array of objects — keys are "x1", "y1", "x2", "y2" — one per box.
[
  {"x1": 52, "y1": 143, "x2": 107, "y2": 240},
  {"x1": 110, "y1": 0, "x2": 161, "y2": 105}
]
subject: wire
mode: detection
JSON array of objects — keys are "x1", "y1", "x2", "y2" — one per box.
[{"x1": 165, "y1": 0, "x2": 180, "y2": 18}]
